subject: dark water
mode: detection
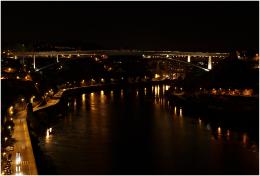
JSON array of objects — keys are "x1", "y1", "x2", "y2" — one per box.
[{"x1": 39, "y1": 85, "x2": 259, "y2": 174}]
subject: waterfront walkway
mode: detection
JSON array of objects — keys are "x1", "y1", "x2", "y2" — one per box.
[{"x1": 11, "y1": 111, "x2": 38, "y2": 175}]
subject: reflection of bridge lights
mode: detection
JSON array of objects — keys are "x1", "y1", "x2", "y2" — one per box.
[
  {"x1": 179, "y1": 108, "x2": 183, "y2": 117},
  {"x1": 46, "y1": 129, "x2": 50, "y2": 138},
  {"x1": 198, "y1": 118, "x2": 202, "y2": 126},
  {"x1": 242, "y1": 133, "x2": 248, "y2": 145},
  {"x1": 165, "y1": 85, "x2": 170, "y2": 91},
  {"x1": 101, "y1": 90, "x2": 104, "y2": 95},
  {"x1": 217, "y1": 127, "x2": 221, "y2": 135},
  {"x1": 226, "y1": 130, "x2": 230, "y2": 137},
  {"x1": 82, "y1": 94, "x2": 86, "y2": 102}
]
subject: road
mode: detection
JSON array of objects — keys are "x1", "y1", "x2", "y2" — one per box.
[{"x1": 11, "y1": 110, "x2": 38, "y2": 175}]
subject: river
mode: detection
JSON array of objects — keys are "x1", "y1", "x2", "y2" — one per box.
[{"x1": 38, "y1": 84, "x2": 259, "y2": 174}]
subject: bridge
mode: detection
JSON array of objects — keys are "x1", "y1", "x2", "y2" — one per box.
[{"x1": 12, "y1": 50, "x2": 229, "y2": 71}]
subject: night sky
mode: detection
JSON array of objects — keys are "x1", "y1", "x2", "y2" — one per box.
[{"x1": 2, "y1": 1, "x2": 259, "y2": 51}]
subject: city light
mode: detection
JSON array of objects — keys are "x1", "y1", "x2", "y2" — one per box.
[
  {"x1": 16, "y1": 152, "x2": 21, "y2": 165},
  {"x1": 154, "y1": 74, "x2": 160, "y2": 79},
  {"x1": 30, "y1": 96, "x2": 35, "y2": 103},
  {"x1": 9, "y1": 106, "x2": 14, "y2": 115}
]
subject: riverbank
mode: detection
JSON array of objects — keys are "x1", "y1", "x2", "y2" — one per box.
[
  {"x1": 166, "y1": 92, "x2": 258, "y2": 114},
  {"x1": 10, "y1": 110, "x2": 38, "y2": 175}
]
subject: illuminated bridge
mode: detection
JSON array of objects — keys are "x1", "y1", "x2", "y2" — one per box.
[{"x1": 12, "y1": 50, "x2": 229, "y2": 71}]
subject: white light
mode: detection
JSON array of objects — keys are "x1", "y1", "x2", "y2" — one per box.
[
  {"x1": 16, "y1": 153, "x2": 21, "y2": 165},
  {"x1": 46, "y1": 129, "x2": 50, "y2": 138}
]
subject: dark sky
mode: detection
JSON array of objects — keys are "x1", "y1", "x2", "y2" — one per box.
[{"x1": 2, "y1": 1, "x2": 259, "y2": 51}]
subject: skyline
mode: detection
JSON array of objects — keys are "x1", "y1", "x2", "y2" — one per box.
[{"x1": 2, "y1": 1, "x2": 259, "y2": 51}]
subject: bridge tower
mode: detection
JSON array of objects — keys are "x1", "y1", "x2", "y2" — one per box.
[
  {"x1": 187, "y1": 55, "x2": 191, "y2": 63},
  {"x1": 33, "y1": 54, "x2": 36, "y2": 69},
  {"x1": 208, "y1": 56, "x2": 212, "y2": 70}
]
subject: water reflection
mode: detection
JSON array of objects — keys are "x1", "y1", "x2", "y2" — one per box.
[
  {"x1": 73, "y1": 99, "x2": 77, "y2": 108},
  {"x1": 82, "y1": 94, "x2": 86, "y2": 103},
  {"x1": 198, "y1": 118, "x2": 202, "y2": 127},
  {"x1": 45, "y1": 128, "x2": 53, "y2": 144},
  {"x1": 90, "y1": 92, "x2": 96, "y2": 111},
  {"x1": 100, "y1": 90, "x2": 105, "y2": 104},
  {"x1": 242, "y1": 133, "x2": 248, "y2": 145},
  {"x1": 39, "y1": 84, "x2": 259, "y2": 174},
  {"x1": 226, "y1": 130, "x2": 230, "y2": 140},
  {"x1": 179, "y1": 107, "x2": 183, "y2": 117},
  {"x1": 217, "y1": 127, "x2": 221, "y2": 135}
]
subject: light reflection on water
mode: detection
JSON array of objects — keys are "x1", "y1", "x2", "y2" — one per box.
[{"x1": 39, "y1": 85, "x2": 259, "y2": 174}]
